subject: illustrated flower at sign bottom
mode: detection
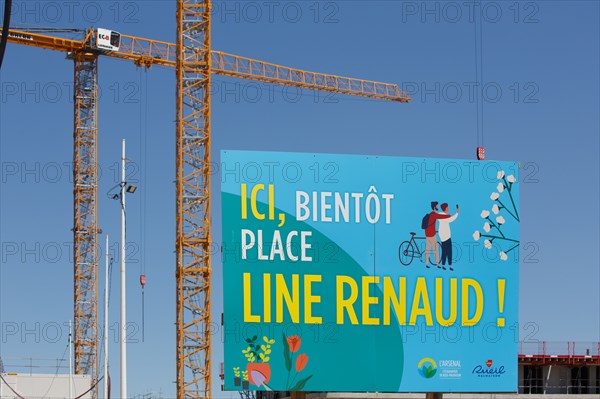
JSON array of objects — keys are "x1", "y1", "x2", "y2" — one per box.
[
  {"x1": 497, "y1": 170, "x2": 505, "y2": 179},
  {"x1": 287, "y1": 335, "x2": 301, "y2": 353},
  {"x1": 497, "y1": 182, "x2": 505, "y2": 193},
  {"x1": 296, "y1": 353, "x2": 309, "y2": 372},
  {"x1": 496, "y1": 216, "x2": 506, "y2": 225},
  {"x1": 481, "y1": 210, "x2": 490, "y2": 219},
  {"x1": 492, "y1": 204, "x2": 500, "y2": 215},
  {"x1": 483, "y1": 222, "x2": 491, "y2": 233},
  {"x1": 507, "y1": 175, "x2": 516, "y2": 183},
  {"x1": 500, "y1": 252, "x2": 508, "y2": 261},
  {"x1": 490, "y1": 192, "x2": 500, "y2": 201},
  {"x1": 484, "y1": 240, "x2": 492, "y2": 249},
  {"x1": 473, "y1": 231, "x2": 481, "y2": 241}
]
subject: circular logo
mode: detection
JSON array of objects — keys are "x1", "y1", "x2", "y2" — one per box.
[{"x1": 418, "y1": 357, "x2": 438, "y2": 379}]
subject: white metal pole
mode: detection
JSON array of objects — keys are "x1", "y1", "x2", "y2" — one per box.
[
  {"x1": 104, "y1": 234, "x2": 110, "y2": 399},
  {"x1": 69, "y1": 320, "x2": 72, "y2": 399},
  {"x1": 120, "y1": 139, "x2": 127, "y2": 399}
]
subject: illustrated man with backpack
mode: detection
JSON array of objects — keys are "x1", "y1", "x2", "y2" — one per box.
[{"x1": 421, "y1": 201, "x2": 456, "y2": 268}]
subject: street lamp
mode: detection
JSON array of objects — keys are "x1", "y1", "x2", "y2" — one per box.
[{"x1": 107, "y1": 139, "x2": 137, "y2": 399}]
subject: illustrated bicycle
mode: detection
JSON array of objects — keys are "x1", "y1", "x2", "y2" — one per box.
[{"x1": 398, "y1": 232, "x2": 442, "y2": 266}]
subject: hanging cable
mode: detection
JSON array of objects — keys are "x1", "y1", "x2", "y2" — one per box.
[
  {"x1": 473, "y1": 2, "x2": 480, "y2": 148},
  {"x1": 473, "y1": 0, "x2": 486, "y2": 160},
  {"x1": 0, "y1": 373, "x2": 25, "y2": 399},
  {"x1": 138, "y1": 68, "x2": 148, "y2": 342},
  {"x1": 40, "y1": 343, "x2": 70, "y2": 398},
  {"x1": 0, "y1": 0, "x2": 13, "y2": 69},
  {"x1": 479, "y1": 0, "x2": 485, "y2": 150},
  {"x1": 74, "y1": 375, "x2": 104, "y2": 399}
]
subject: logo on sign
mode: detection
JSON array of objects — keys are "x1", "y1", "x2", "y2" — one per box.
[
  {"x1": 472, "y1": 360, "x2": 506, "y2": 377},
  {"x1": 418, "y1": 358, "x2": 437, "y2": 379}
]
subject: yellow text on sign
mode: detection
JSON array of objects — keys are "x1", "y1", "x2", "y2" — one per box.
[
  {"x1": 241, "y1": 184, "x2": 286, "y2": 226},
  {"x1": 242, "y1": 274, "x2": 486, "y2": 327}
]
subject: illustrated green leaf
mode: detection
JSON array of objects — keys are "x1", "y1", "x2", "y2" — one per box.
[
  {"x1": 290, "y1": 375, "x2": 313, "y2": 391},
  {"x1": 252, "y1": 335, "x2": 257, "y2": 341},
  {"x1": 245, "y1": 338, "x2": 252, "y2": 343},
  {"x1": 426, "y1": 367, "x2": 437, "y2": 378},
  {"x1": 283, "y1": 333, "x2": 291, "y2": 371}
]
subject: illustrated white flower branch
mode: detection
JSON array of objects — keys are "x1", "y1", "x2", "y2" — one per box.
[{"x1": 473, "y1": 170, "x2": 520, "y2": 261}]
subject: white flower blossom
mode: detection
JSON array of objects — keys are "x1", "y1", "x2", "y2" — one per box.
[
  {"x1": 497, "y1": 170, "x2": 505, "y2": 179},
  {"x1": 507, "y1": 175, "x2": 516, "y2": 183},
  {"x1": 490, "y1": 192, "x2": 500, "y2": 201},
  {"x1": 500, "y1": 252, "x2": 508, "y2": 261},
  {"x1": 496, "y1": 216, "x2": 506, "y2": 225},
  {"x1": 481, "y1": 210, "x2": 490, "y2": 219},
  {"x1": 492, "y1": 204, "x2": 500, "y2": 214},
  {"x1": 484, "y1": 240, "x2": 492, "y2": 249},
  {"x1": 473, "y1": 231, "x2": 481, "y2": 241},
  {"x1": 497, "y1": 182, "x2": 505, "y2": 193},
  {"x1": 484, "y1": 222, "x2": 491, "y2": 233}
]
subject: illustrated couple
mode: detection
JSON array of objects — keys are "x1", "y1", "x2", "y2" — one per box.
[{"x1": 423, "y1": 201, "x2": 459, "y2": 271}]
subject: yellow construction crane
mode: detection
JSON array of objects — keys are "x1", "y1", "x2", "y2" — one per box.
[{"x1": 3, "y1": 4, "x2": 409, "y2": 397}]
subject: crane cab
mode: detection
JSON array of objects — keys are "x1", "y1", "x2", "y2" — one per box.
[{"x1": 94, "y1": 28, "x2": 121, "y2": 52}]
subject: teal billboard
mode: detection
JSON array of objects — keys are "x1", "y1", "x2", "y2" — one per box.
[{"x1": 222, "y1": 150, "x2": 519, "y2": 392}]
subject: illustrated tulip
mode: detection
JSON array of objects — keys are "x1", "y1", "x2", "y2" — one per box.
[
  {"x1": 483, "y1": 222, "x2": 491, "y2": 233},
  {"x1": 492, "y1": 204, "x2": 500, "y2": 215},
  {"x1": 497, "y1": 182, "x2": 505, "y2": 193},
  {"x1": 296, "y1": 353, "x2": 309, "y2": 372},
  {"x1": 484, "y1": 240, "x2": 492, "y2": 249},
  {"x1": 287, "y1": 335, "x2": 301, "y2": 353},
  {"x1": 500, "y1": 252, "x2": 508, "y2": 261},
  {"x1": 481, "y1": 210, "x2": 490, "y2": 219},
  {"x1": 490, "y1": 192, "x2": 499, "y2": 201},
  {"x1": 507, "y1": 175, "x2": 516, "y2": 183},
  {"x1": 497, "y1": 170, "x2": 505, "y2": 179},
  {"x1": 473, "y1": 231, "x2": 481, "y2": 241},
  {"x1": 496, "y1": 216, "x2": 506, "y2": 225}
]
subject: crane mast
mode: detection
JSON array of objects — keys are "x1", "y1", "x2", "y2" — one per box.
[
  {"x1": 72, "y1": 51, "x2": 99, "y2": 389},
  {"x1": 2, "y1": 17, "x2": 409, "y2": 398},
  {"x1": 176, "y1": 1, "x2": 213, "y2": 397}
]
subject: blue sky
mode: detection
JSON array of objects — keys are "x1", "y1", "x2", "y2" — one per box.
[{"x1": 1, "y1": 1, "x2": 599, "y2": 397}]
